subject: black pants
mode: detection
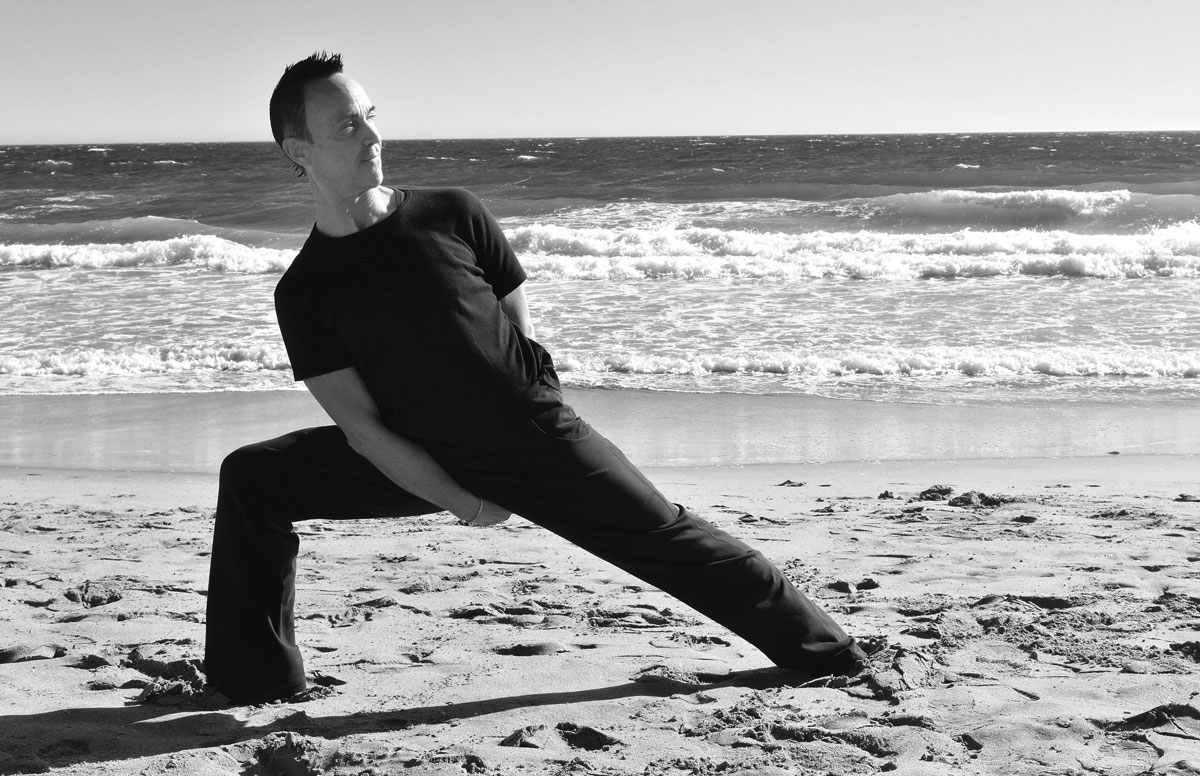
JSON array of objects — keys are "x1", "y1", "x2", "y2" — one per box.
[{"x1": 204, "y1": 397, "x2": 854, "y2": 703}]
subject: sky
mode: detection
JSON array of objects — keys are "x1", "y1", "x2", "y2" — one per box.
[{"x1": 3, "y1": 0, "x2": 1199, "y2": 144}]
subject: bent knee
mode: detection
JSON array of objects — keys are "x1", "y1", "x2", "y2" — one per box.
[{"x1": 219, "y1": 441, "x2": 282, "y2": 492}]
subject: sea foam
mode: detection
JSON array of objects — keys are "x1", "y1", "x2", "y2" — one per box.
[
  {"x1": 510, "y1": 222, "x2": 1200, "y2": 280},
  {"x1": 0, "y1": 234, "x2": 294, "y2": 273},
  {"x1": 0, "y1": 344, "x2": 291, "y2": 379},
  {"x1": 5, "y1": 343, "x2": 1195, "y2": 385},
  {"x1": 552, "y1": 346, "x2": 1200, "y2": 385},
  {"x1": 5, "y1": 222, "x2": 1200, "y2": 280}
]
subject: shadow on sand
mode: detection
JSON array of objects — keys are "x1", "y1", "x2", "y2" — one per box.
[{"x1": 1, "y1": 668, "x2": 801, "y2": 773}]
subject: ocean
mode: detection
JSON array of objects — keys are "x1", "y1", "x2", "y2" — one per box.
[{"x1": 3, "y1": 133, "x2": 1199, "y2": 408}]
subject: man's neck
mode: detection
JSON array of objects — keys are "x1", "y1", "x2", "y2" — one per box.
[{"x1": 312, "y1": 185, "x2": 396, "y2": 237}]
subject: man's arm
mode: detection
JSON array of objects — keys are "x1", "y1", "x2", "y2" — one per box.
[
  {"x1": 303, "y1": 366, "x2": 510, "y2": 526},
  {"x1": 499, "y1": 284, "x2": 534, "y2": 338}
]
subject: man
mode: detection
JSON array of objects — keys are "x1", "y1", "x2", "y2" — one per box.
[{"x1": 203, "y1": 52, "x2": 866, "y2": 704}]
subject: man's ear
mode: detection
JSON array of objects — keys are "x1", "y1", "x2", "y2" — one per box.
[{"x1": 281, "y1": 137, "x2": 309, "y2": 173}]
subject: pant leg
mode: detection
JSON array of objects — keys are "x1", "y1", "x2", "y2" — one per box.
[
  {"x1": 441, "y1": 406, "x2": 855, "y2": 670},
  {"x1": 204, "y1": 425, "x2": 438, "y2": 703}
]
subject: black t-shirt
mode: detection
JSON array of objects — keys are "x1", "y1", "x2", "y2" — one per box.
[{"x1": 275, "y1": 187, "x2": 547, "y2": 447}]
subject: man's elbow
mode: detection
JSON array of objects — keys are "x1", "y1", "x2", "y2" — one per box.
[
  {"x1": 339, "y1": 424, "x2": 382, "y2": 461},
  {"x1": 343, "y1": 431, "x2": 369, "y2": 458},
  {"x1": 512, "y1": 305, "x2": 535, "y2": 339}
]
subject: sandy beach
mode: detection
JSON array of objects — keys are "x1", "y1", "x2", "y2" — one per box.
[{"x1": 1, "y1": 391, "x2": 1198, "y2": 775}]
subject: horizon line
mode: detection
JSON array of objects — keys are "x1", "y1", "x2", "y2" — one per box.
[{"x1": 5, "y1": 127, "x2": 1200, "y2": 147}]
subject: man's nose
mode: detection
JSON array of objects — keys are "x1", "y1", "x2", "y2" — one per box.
[{"x1": 363, "y1": 121, "x2": 382, "y2": 145}]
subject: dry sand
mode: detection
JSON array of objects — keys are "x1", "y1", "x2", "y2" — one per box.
[{"x1": 2, "y1": 454, "x2": 1199, "y2": 775}]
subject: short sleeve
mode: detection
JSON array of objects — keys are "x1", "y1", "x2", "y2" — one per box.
[
  {"x1": 462, "y1": 191, "x2": 527, "y2": 299},
  {"x1": 274, "y1": 278, "x2": 354, "y2": 382}
]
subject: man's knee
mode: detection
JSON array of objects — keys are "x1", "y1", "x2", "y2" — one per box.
[
  {"x1": 221, "y1": 441, "x2": 266, "y2": 479},
  {"x1": 218, "y1": 440, "x2": 286, "y2": 507}
]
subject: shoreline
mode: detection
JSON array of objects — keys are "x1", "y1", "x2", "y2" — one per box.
[
  {"x1": 3, "y1": 452, "x2": 1196, "y2": 514},
  {"x1": 3, "y1": 387, "x2": 1199, "y2": 475}
]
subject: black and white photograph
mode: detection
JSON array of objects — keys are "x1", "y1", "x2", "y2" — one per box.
[{"x1": 2, "y1": 2, "x2": 1199, "y2": 774}]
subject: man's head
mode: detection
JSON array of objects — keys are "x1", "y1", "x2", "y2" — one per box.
[
  {"x1": 269, "y1": 52, "x2": 384, "y2": 198},
  {"x1": 270, "y1": 52, "x2": 344, "y2": 177}
]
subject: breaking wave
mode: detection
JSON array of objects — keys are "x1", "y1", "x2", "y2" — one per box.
[
  {"x1": 554, "y1": 347, "x2": 1200, "y2": 381},
  {"x1": 5, "y1": 222, "x2": 1199, "y2": 280},
  {"x1": 511, "y1": 221, "x2": 1200, "y2": 279},
  {"x1": 0, "y1": 233, "x2": 294, "y2": 273},
  {"x1": 0, "y1": 344, "x2": 291, "y2": 379},
  {"x1": 5, "y1": 343, "x2": 1195, "y2": 383}
]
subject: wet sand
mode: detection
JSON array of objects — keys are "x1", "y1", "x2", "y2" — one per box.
[{"x1": 3, "y1": 387, "x2": 1198, "y2": 472}]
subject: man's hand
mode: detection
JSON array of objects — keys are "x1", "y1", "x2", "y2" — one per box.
[
  {"x1": 305, "y1": 368, "x2": 500, "y2": 523},
  {"x1": 460, "y1": 499, "x2": 512, "y2": 527}
]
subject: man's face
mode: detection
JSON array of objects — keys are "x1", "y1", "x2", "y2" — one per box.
[{"x1": 296, "y1": 73, "x2": 383, "y2": 197}]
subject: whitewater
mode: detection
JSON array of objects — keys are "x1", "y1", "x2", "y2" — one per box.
[{"x1": 2, "y1": 134, "x2": 1198, "y2": 403}]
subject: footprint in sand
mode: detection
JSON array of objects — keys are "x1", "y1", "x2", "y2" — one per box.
[
  {"x1": 448, "y1": 599, "x2": 574, "y2": 627},
  {"x1": 123, "y1": 642, "x2": 207, "y2": 705},
  {"x1": 555, "y1": 722, "x2": 623, "y2": 751},
  {"x1": 632, "y1": 663, "x2": 731, "y2": 690},
  {"x1": 448, "y1": 603, "x2": 506, "y2": 621},
  {"x1": 355, "y1": 594, "x2": 400, "y2": 608},
  {"x1": 1095, "y1": 702, "x2": 1200, "y2": 766},
  {"x1": 304, "y1": 595, "x2": 427, "y2": 628},
  {"x1": 125, "y1": 641, "x2": 202, "y2": 679},
  {"x1": 900, "y1": 609, "x2": 984, "y2": 647},
  {"x1": 587, "y1": 604, "x2": 691, "y2": 629},
  {"x1": 846, "y1": 645, "x2": 945, "y2": 702},
  {"x1": 827, "y1": 578, "x2": 881, "y2": 594},
  {"x1": 653, "y1": 632, "x2": 733, "y2": 650},
  {"x1": 493, "y1": 641, "x2": 568, "y2": 656},
  {"x1": 498, "y1": 722, "x2": 623, "y2": 752},
  {"x1": 0, "y1": 643, "x2": 67, "y2": 663},
  {"x1": 241, "y1": 732, "x2": 337, "y2": 775},
  {"x1": 400, "y1": 751, "x2": 488, "y2": 772},
  {"x1": 63, "y1": 580, "x2": 123, "y2": 607},
  {"x1": 1170, "y1": 641, "x2": 1200, "y2": 662},
  {"x1": 73, "y1": 653, "x2": 112, "y2": 669},
  {"x1": 396, "y1": 578, "x2": 448, "y2": 594},
  {"x1": 499, "y1": 724, "x2": 553, "y2": 748}
]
